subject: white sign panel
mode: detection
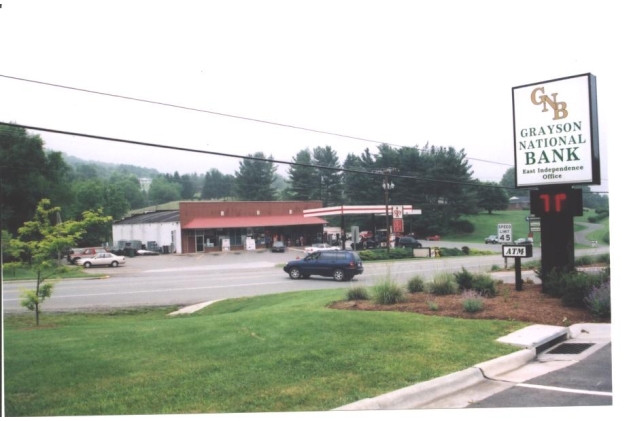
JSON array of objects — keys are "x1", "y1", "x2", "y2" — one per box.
[
  {"x1": 497, "y1": 223, "x2": 512, "y2": 243},
  {"x1": 391, "y1": 206, "x2": 403, "y2": 219},
  {"x1": 512, "y1": 73, "x2": 600, "y2": 187},
  {"x1": 502, "y1": 244, "x2": 533, "y2": 258}
]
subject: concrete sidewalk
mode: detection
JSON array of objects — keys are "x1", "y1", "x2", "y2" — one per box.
[{"x1": 333, "y1": 323, "x2": 611, "y2": 411}]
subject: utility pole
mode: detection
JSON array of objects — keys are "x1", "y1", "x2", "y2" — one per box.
[{"x1": 381, "y1": 169, "x2": 395, "y2": 255}]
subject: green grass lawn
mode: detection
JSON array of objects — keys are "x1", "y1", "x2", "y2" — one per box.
[
  {"x1": 3, "y1": 289, "x2": 527, "y2": 416},
  {"x1": 2, "y1": 263, "x2": 105, "y2": 282},
  {"x1": 447, "y1": 209, "x2": 609, "y2": 245}
]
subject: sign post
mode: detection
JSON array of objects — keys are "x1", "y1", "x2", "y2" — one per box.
[
  {"x1": 502, "y1": 244, "x2": 533, "y2": 291},
  {"x1": 512, "y1": 73, "x2": 599, "y2": 289}
]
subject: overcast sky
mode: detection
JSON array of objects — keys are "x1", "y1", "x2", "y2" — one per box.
[{"x1": 1, "y1": 0, "x2": 627, "y2": 197}]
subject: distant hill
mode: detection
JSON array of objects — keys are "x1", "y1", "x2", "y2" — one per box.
[{"x1": 54, "y1": 151, "x2": 162, "y2": 179}]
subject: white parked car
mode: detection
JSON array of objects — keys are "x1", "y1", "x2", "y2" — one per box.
[
  {"x1": 303, "y1": 243, "x2": 341, "y2": 254},
  {"x1": 76, "y1": 252, "x2": 126, "y2": 268}
]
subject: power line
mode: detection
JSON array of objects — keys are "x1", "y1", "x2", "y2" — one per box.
[
  {"x1": 0, "y1": 122, "x2": 609, "y2": 194},
  {"x1": 0, "y1": 73, "x2": 512, "y2": 168}
]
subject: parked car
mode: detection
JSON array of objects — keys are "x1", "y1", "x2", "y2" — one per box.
[
  {"x1": 515, "y1": 238, "x2": 534, "y2": 245},
  {"x1": 136, "y1": 249, "x2": 160, "y2": 256},
  {"x1": 349, "y1": 238, "x2": 378, "y2": 250},
  {"x1": 303, "y1": 243, "x2": 341, "y2": 254},
  {"x1": 425, "y1": 235, "x2": 441, "y2": 241},
  {"x1": 67, "y1": 247, "x2": 108, "y2": 264},
  {"x1": 271, "y1": 241, "x2": 286, "y2": 252},
  {"x1": 396, "y1": 236, "x2": 423, "y2": 248},
  {"x1": 75, "y1": 252, "x2": 126, "y2": 268},
  {"x1": 283, "y1": 250, "x2": 363, "y2": 281},
  {"x1": 484, "y1": 235, "x2": 499, "y2": 244}
]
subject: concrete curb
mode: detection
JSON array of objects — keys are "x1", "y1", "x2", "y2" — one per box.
[
  {"x1": 168, "y1": 299, "x2": 225, "y2": 316},
  {"x1": 334, "y1": 348, "x2": 535, "y2": 411}
]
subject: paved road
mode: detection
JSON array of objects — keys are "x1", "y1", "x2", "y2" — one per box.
[{"x1": 2, "y1": 241, "x2": 610, "y2": 313}]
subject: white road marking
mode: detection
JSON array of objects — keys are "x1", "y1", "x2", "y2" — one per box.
[
  {"x1": 2, "y1": 281, "x2": 287, "y2": 301},
  {"x1": 516, "y1": 383, "x2": 612, "y2": 396},
  {"x1": 143, "y1": 261, "x2": 277, "y2": 273}
]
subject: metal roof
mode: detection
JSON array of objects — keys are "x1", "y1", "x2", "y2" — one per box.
[{"x1": 114, "y1": 210, "x2": 180, "y2": 225}]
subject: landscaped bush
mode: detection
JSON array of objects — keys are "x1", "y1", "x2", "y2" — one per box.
[
  {"x1": 453, "y1": 268, "x2": 497, "y2": 297},
  {"x1": 346, "y1": 286, "x2": 370, "y2": 301},
  {"x1": 544, "y1": 268, "x2": 608, "y2": 308},
  {"x1": 461, "y1": 290, "x2": 485, "y2": 313},
  {"x1": 427, "y1": 272, "x2": 458, "y2": 295},
  {"x1": 454, "y1": 267, "x2": 474, "y2": 290},
  {"x1": 358, "y1": 248, "x2": 413, "y2": 261},
  {"x1": 372, "y1": 279, "x2": 407, "y2": 305},
  {"x1": 468, "y1": 249, "x2": 496, "y2": 256},
  {"x1": 471, "y1": 273, "x2": 498, "y2": 297},
  {"x1": 407, "y1": 275, "x2": 425, "y2": 293},
  {"x1": 584, "y1": 281, "x2": 611, "y2": 318},
  {"x1": 438, "y1": 247, "x2": 466, "y2": 257},
  {"x1": 461, "y1": 246, "x2": 470, "y2": 255}
]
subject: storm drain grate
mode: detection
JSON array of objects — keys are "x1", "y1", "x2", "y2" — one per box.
[{"x1": 547, "y1": 343, "x2": 594, "y2": 355}]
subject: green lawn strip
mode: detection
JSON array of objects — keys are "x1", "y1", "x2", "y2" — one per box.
[
  {"x1": 4, "y1": 289, "x2": 526, "y2": 416},
  {"x1": 2, "y1": 265, "x2": 105, "y2": 282},
  {"x1": 584, "y1": 217, "x2": 609, "y2": 243}
]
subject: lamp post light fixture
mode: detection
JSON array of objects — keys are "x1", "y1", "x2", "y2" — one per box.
[{"x1": 382, "y1": 178, "x2": 395, "y2": 254}]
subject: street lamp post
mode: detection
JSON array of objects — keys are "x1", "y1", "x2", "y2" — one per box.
[{"x1": 382, "y1": 176, "x2": 395, "y2": 255}]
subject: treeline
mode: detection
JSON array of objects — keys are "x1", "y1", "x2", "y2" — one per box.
[{"x1": 1, "y1": 125, "x2": 609, "y2": 243}]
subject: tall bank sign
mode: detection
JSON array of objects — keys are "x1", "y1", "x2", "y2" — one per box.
[{"x1": 512, "y1": 73, "x2": 600, "y2": 187}]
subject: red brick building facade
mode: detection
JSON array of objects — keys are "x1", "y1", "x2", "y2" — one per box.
[{"x1": 179, "y1": 201, "x2": 327, "y2": 253}]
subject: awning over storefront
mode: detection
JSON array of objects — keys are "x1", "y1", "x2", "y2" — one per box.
[{"x1": 183, "y1": 215, "x2": 328, "y2": 229}]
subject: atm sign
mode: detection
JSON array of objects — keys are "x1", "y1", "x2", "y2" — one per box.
[{"x1": 502, "y1": 244, "x2": 533, "y2": 258}]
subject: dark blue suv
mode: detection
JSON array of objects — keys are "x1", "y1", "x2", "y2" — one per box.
[{"x1": 283, "y1": 250, "x2": 364, "y2": 281}]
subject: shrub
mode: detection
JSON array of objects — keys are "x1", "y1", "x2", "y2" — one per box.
[
  {"x1": 427, "y1": 301, "x2": 439, "y2": 311},
  {"x1": 454, "y1": 267, "x2": 474, "y2": 290},
  {"x1": 346, "y1": 286, "x2": 370, "y2": 301},
  {"x1": 427, "y1": 272, "x2": 458, "y2": 295},
  {"x1": 584, "y1": 281, "x2": 611, "y2": 318},
  {"x1": 451, "y1": 219, "x2": 475, "y2": 233},
  {"x1": 471, "y1": 273, "x2": 498, "y2": 297},
  {"x1": 358, "y1": 248, "x2": 413, "y2": 261},
  {"x1": 453, "y1": 269, "x2": 497, "y2": 297},
  {"x1": 545, "y1": 269, "x2": 607, "y2": 308},
  {"x1": 372, "y1": 280, "x2": 407, "y2": 305},
  {"x1": 407, "y1": 275, "x2": 425, "y2": 293},
  {"x1": 461, "y1": 246, "x2": 470, "y2": 255},
  {"x1": 575, "y1": 255, "x2": 594, "y2": 266},
  {"x1": 439, "y1": 247, "x2": 466, "y2": 257},
  {"x1": 461, "y1": 290, "x2": 485, "y2": 313}
]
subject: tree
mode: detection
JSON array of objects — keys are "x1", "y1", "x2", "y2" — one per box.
[
  {"x1": 109, "y1": 172, "x2": 147, "y2": 210},
  {"x1": 342, "y1": 151, "x2": 378, "y2": 205},
  {"x1": 201, "y1": 169, "x2": 234, "y2": 200},
  {"x1": 234, "y1": 152, "x2": 278, "y2": 201},
  {"x1": 9, "y1": 199, "x2": 111, "y2": 325},
  {"x1": 1, "y1": 124, "x2": 70, "y2": 235},
  {"x1": 476, "y1": 181, "x2": 509, "y2": 214},
  {"x1": 286, "y1": 149, "x2": 317, "y2": 200},
  {"x1": 499, "y1": 167, "x2": 522, "y2": 198},
  {"x1": 179, "y1": 174, "x2": 195, "y2": 200},
  {"x1": 148, "y1": 175, "x2": 182, "y2": 204},
  {"x1": 313, "y1": 146, "x2": 342, "y2": 207}
]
